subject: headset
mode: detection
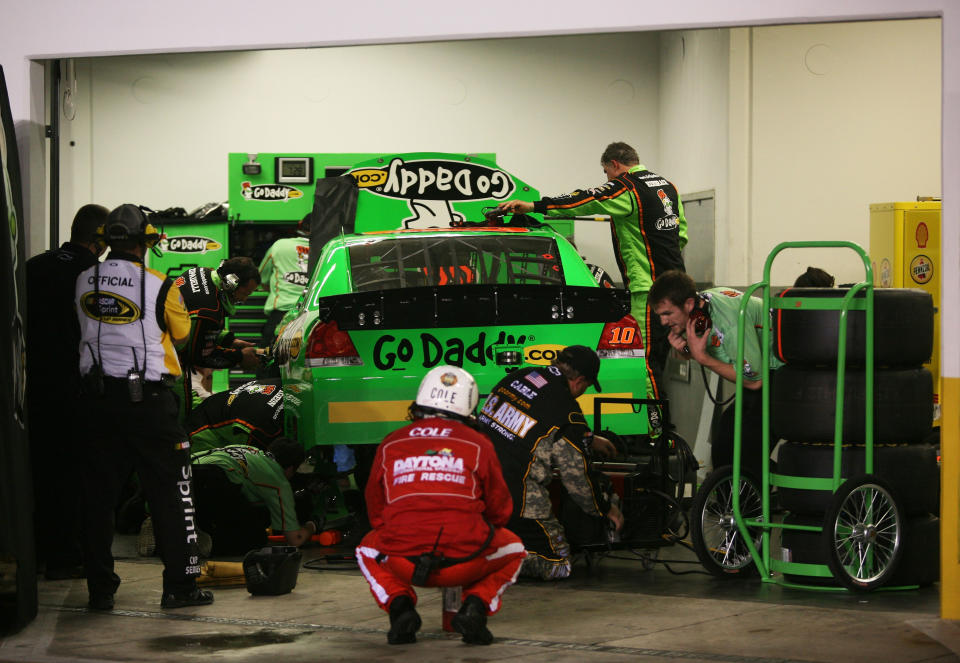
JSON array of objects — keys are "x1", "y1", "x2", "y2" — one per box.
[
  {"x1": 220, "y1": 270, "x2": 240, "y2": 293},
  {"x1": 96, "y1": 204, "x2": 163, "y2": 257}
]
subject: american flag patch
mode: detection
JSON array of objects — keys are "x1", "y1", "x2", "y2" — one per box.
[{"x1": 525, "y1": 372, "x2": 547, "y2": 388}]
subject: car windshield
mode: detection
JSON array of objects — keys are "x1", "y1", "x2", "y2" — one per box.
[{"x1": 348, "y1": 234, "x2": 564, "y2": 292}]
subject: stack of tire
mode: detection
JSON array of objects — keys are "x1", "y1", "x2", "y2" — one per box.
[{"x1": 770, "y1": 287, "x2": 939, "y2": 590}]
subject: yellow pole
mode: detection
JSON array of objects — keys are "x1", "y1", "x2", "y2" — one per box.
[{"x1": 942, "y1": 377, "x2": 960, "y2": 618}]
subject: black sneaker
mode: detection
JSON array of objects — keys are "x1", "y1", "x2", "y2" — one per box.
[
  {"x1": 160, "y1": 588, "x2": 214, "y2": 609},
  {"x1": 451, "y1": 594, "x2": 493, "y2": 645},
  {"x1": 387, "y1": 595, "x2": 421, "y2": 645},
  {"x1": 88, "y1": 593, "x2": 115, "y2": 611}
]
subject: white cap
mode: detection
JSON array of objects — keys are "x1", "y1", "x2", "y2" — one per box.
[{"x1": 414, "y1": 365, "x2": 478, "y2": 419}]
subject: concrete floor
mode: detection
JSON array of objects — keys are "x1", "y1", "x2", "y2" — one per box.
[{"x1": 3, "y1": 534, "x2": 959, "y2": 663}]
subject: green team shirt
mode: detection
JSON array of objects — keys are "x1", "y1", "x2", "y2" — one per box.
[
  {"x1": 534, "y1": 164, "x2": 687, "y2": 293},
  {"x1": 701, "y1": 287, "x2": 784, "y2": 382},
  {"x1": 258, "y1": 237, "x2": 310, "y2": 314},
  {"x1": 192, "y1": 445, "x2": 300, "y2": 532}
]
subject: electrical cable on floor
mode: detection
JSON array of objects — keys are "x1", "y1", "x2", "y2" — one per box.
[{"x1": 303, "y1": 554, "x2": 357, "y2": 571}]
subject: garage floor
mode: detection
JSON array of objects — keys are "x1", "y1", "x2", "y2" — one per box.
[{"x1": 2, "y1": 534, "x2": 959, "y2": 663}]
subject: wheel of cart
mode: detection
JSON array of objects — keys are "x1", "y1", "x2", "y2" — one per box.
[
  {"x1": 690, "y1": 465, "x2": 763, "y2": 577},
  {"x1": 719, "y1": 240, "x2": 914, "y2": 591},
  {"x1": 822, "y1": 474, "x2": 905, "y2": 591}
]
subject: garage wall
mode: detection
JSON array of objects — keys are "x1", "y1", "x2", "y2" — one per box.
[
  {"x1": 57, "y1": 33, "x2": 661, "y2": 277},
  {"x1": 55, "y1": 18, "x2": 941, "y2": 287},
  {"x1": 745, "y1": 18, "x2": 941, "y2": 287}
]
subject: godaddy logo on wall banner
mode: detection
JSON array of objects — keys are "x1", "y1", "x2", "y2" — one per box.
[
  {"x1": 159, "y1": 236, "x2": 222, "y2": 254},
  {"x1": 240, "y1": 181, "x2": 303, "y2": 202},
  {"x1": 349, "y1": 157, "x2": 517, "y2": 229}
]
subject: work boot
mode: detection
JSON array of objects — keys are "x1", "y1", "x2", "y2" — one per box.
[
  {"x1": 387, "y1": 594, "x2": 421, "y2": 645},
  {"x1": 160, "y1": 587, "x2": 214, "y2": 609},
  {"x1": 452, "y1": 594, "x2": 493, "y2": 645}
]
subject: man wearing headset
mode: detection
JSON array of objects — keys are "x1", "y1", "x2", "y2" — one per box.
[
  {"x1": 75, "y1": 203, "x2": 213, "y2": 611},
  {"x1": 496, "y1": 142, "x2": 687, "y2": 437},
  {"x1": 174, "y1": 257, "x2": 263, "y2": 415},
  {"x1": 356, "y1": 366, "x2": 526, "y2": 646},
  {"x1": 649, "y1": 269, "x2": 784, "y2": 477}
]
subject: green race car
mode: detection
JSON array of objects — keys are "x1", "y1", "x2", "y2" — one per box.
[{"x1": 274, "y1": 225, "x2": 650, "y2": 452}]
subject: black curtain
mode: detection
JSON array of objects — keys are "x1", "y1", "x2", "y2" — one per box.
[
  {"x1": 0, "y1": 65, "x2": 36, "y2": 634},
  {"x1": 308, "y1": 175, "x2": 358, "y2": 279}
]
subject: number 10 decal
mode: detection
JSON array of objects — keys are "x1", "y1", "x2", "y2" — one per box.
[{"x1": 609, "y1": 327, "x2": 635, "y2": 344}]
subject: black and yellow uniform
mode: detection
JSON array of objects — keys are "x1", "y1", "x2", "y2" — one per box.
[
  {"x1": 25, "y1": 240, "x2": 98, "y2": 576},
  {"x1": 534, "y1": 164, "x2": 687, "y2": 427},
  {"x1": 174, "y1": 266, "x2": 242, "y2": 413},
  {"x1": 76, "y1": 246, "x2": 204, "y2": 605},
  {"x1": 185, "y1": 378, "x2": 284, "y2": 453},
  {"x1": 477, "y1": 366, "x2": 609, "y2": 579}
]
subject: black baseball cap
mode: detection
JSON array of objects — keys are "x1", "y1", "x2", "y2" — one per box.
[{"x1": 557, "y1": 345, "x2": 602, "y2": 392}]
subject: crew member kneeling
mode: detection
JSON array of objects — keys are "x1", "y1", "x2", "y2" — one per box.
[{"x1": 355, "y1": 366, "x2": 525, "y2": 646}]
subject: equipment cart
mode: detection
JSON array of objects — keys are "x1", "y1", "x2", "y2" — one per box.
[{"x1": 692, "y1": 240, "x2": 932, "y2": 591}]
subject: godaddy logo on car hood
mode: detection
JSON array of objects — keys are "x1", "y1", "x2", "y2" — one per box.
[{"x1": 350, "y1": 158, "x2": 515, "y2": 201}]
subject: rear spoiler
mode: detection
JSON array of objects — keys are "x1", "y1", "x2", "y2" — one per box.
[{"x1": 317, "y1": 284, "x2": 630, "y2": 330}]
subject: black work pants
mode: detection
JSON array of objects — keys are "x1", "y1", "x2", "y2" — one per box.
[
  {"x1": 712, "y1": 388, "x2": 767, "y2": 478},
  {"x1": 79, "y1": 380, "x2": 201, "y2": 597},
  {"x1": 192, "y1": 464, "x2": 269, "y2": 556},
  {"x1": 29, "y1": 399, "x2": 84, "y2": 572}
]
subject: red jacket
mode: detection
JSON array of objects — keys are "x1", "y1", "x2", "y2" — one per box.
[{"x1": 365, "y1": 417, "x2": 513, "y2": 558}]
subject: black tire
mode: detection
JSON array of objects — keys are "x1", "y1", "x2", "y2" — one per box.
[
  {"x1": 886, "y1": 513, "x2": 939, "y2": 587},
  {"x1": 777, "y1": 442, "x2": 939, "y2": 516},
  {"x1": 823, "y1": 474, "x2": 904, "y2": 591},
  {"x1": 771, "y1": 366, "x2": 933, "y2": 444},
  {"x1": 773, "y1": 287, "x2": 933, "y2": 367},
  {"x1": 783, "y1": 513, "x2": 938, "y2": 588},
  {"x1": 690, "y1": 466, "x2": 763, "y2": 578},
  {"x1": 781, "y1": 513, "x2": 836, "y2": 585}
]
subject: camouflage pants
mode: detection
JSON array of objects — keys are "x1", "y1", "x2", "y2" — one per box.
[{"x1": 513, "y1": 516, "x2": 572, "y2": 580}]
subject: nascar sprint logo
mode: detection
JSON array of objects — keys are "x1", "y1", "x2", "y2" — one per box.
[
  {"x1": 350, "y1": 158, "x2": 515, "y2": 201},
  {"x1": 240, "y1": 181, "x2": 304, "y2": 202},
  {"x1": 159, "y1": 236, "x2": 222, "y2": 254},
  {"x1": 79, "y1": 292, "x2": 141, "y2": 324}
]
